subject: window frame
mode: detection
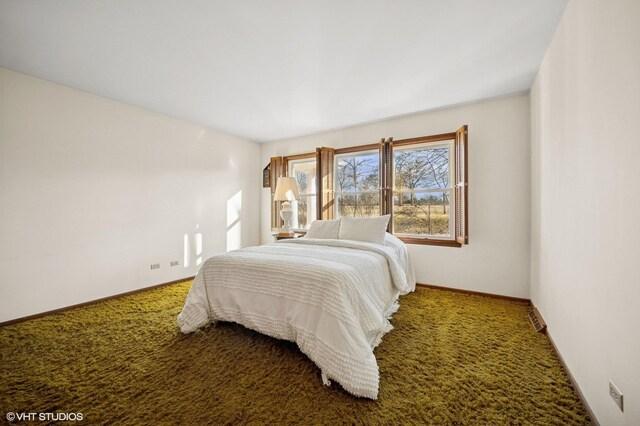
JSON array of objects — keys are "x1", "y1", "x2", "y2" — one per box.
[
  {"x1": 389, "y1": 132, "x2": 463, "y2": 247},
  {"x1": 391, "y1": 139, "x2": 455, "y2": 242}
]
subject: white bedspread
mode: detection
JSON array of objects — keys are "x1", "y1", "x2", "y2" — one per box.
[{"x1": 176, "y1": 235, "x2": 415, "y2": 399}]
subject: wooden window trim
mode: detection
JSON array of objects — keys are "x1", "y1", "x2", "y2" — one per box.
[
  {"x1": 380, "y1": 138, "x2": 393, "y2": 232},
  {"x1": 455, "y1": 125, "x2": 469, "y2": 245},
  {"x1": 398, "y1": 236, "x2": 462, "y2": 247},
  {"x1": 269, "y1": 156, "x2": 285, "y2": 229},
  {"x1": 284, "y1": 152, "x2": 316, "y2": 162},
  {"x1": 316, "y1": 147, "x2": 335, "y2": 220},
  {"x1": 392, "y1": 132, "x2": 456, "y2": 147},
  {"x1": 334, "y1": 143, "x2": 380, "y2": 154}
]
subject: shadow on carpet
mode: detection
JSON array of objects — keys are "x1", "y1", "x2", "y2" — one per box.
[{"x1": 0, "y1": 281, "x2": 591, "y2": 425}]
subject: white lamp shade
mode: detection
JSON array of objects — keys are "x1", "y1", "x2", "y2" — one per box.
[{"x1": 273, "y1": 177, "x2": 300, "y2": 201}]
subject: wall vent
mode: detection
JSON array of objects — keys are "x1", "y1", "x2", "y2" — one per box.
[{"x1": 528, "y1": 308, "x2": 547, "y2": 333}]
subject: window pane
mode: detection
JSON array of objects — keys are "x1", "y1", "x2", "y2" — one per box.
[
  {"x1": 336, "y1": 153, "x2": 379, "y2": 192},
  {"x1": 393, "y1": 191, "x2": 451, "y2": 237},
  {"x1": 337, "y1": 193, "x2": 380, "y2": 218},
  {"x1": 394, "y1": 146, "x2": 449, "y2": 190},
  {"x1": 292, "y1": 194, "x2": 316, "y2": 229},
  {"x1": 289, "y1": 160, "x2": 316, "y2": 195},
  {"x1": 288, "y1": 159, "x2": 317, "y2": 229}
]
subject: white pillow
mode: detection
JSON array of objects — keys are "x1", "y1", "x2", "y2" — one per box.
[
  {"x1": 305, "y1": 218, "x2": 341, "y2": 239},
  {"x1": 338, "y1": 215, "x2": 390, "y2": 245},
  {"x1": 384, "y1": 232, "x2": 404, "y2": 248}
]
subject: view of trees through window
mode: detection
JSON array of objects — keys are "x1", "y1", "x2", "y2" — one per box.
[
  {"x1": 333, "y1": 143, "x2": 453, "y2": 237},
  {"x1": 335, "y1": 152, "x2": 380, "y2": 217},
  {"x1": 289, "y1": 159, "x2": 316, "y2": 229},
  {"x1": 393, "y1": 143, "x2": 452, "y2": 237},
  {"x1": 275, "y1": 128, "x2": 467, "y2": 244}
]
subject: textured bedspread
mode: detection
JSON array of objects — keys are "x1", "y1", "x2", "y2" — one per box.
[{"x1": 177, "y1": 236, "x2": 415, "y2": 399}]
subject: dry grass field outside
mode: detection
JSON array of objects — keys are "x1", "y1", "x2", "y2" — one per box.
[
  {"x1": 394, "y1": 204, "x2": 450, "y2": 236},
  {"x1": 337, "y1": 203, "x2": 451, "y2": 237}
]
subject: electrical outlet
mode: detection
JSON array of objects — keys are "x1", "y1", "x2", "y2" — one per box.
[
  {"x1": 150, "y1": 263, "x2": 160, "y2": 270},
  {"x1": 170, "y1": 260, "x2": 180, "y2": 267},
  {"x1": 609, "y1": 380, "x2": 623, "y2": 412}
]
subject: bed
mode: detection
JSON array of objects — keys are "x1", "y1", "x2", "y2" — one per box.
[{"x1": 177, "y1": 232, "x2": 415, "y2": 399}]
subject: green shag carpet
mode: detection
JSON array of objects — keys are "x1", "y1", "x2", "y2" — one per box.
[{"x1": 0, "y1": 281, "x2": 591, "y2": 425}]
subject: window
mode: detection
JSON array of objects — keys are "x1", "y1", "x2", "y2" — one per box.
[
  {"x1": 270, "y1": 126, "x2": 468, "y2": 246},
  {"x1": 335, "y1": 150, "x2": 380, "y2": 218},
  {"x1": 288, "y1": 158, "x2": 317, "y2": 229},
  {"x1": 393, "y1": 140, "x2": 454, "y2": 239}
]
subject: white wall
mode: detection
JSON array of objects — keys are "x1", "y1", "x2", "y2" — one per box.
[
  {"x1": 260, "y1": 95, "x2": 531, "y2": 298},
  {"x1": 0, "y1": 68, "x2": 260, "y2": 322},
  {"x1": 530, "y1": 0, "x2": 640, "y2": 424}
]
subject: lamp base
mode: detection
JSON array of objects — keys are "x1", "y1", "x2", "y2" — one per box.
[{"x1": 280, "y1": 201, "x2": 294, "y2": 233}]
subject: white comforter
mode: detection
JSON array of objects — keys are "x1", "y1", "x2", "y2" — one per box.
[{"x1": 177, "y1": 234, "x2": 415, "y2": 399}]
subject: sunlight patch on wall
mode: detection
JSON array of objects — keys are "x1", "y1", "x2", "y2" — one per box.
[
  {"x1": 195, "y1": 224, "x2": 203, "y2": 266},
  {"x1": 183, "y1": 234, "x2": 190, "y2": 268},
  {"x1": 227, "y1": 190, "x2": 242, "y2": 252}
]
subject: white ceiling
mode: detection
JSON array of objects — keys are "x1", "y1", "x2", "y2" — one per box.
[{"x1": 0, "y1": 0, "x2": 566, "y2": 142}]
